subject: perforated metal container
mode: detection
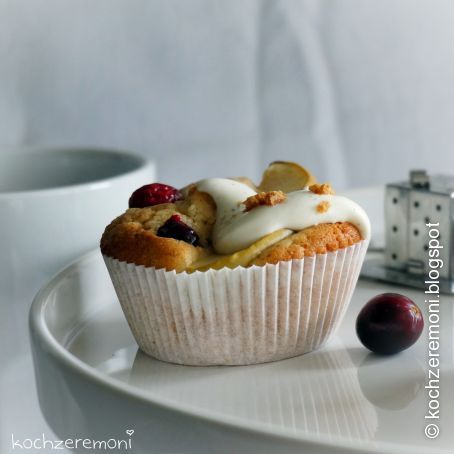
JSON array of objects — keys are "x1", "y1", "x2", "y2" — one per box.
[{"x1": 362, "y1": 170, "x2": 454, "y2": 293}]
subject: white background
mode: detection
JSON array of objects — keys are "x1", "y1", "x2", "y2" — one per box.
[{"x1": 1, "y1": 0, "x2": 454, "y2": 189}]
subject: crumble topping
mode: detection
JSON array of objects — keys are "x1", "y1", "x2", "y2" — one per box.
[
  {"x1": 309, "y1": 183, "x2": 335, "y2": 195},
  {"x1": 316, "y1": 201, "x2": 331, "y2": 213},
  {"x1": 243, "y1": 190, "x2": 287, "y2": 212}
]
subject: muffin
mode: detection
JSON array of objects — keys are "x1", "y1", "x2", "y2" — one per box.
[{"x1": 101, "y1": 162, "x2": 370, "y2": 365}]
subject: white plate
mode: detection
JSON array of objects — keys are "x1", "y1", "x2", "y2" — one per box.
[{"x1": 30, "y1": 250, "x2": 454, "y2": 454}]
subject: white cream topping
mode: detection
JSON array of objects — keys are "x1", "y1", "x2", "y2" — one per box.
[{"x1": 197, "y1": 178, "x2": 371, "y2": 255}]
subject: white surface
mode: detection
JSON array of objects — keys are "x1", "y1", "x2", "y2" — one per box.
[
  {"x1": 0, "y1": 149, "x2": 154, "y2": 453},
  {"x1": 30, "y1": 249, "x2": 454, "y2": 454},
  {"x1": 1, "y1": 1, "x2": 454, "y2": 187}
]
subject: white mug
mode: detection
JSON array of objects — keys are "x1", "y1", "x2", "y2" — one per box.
[{"x1": 0, "y1": 147, "x2": 155, "y2": 306}]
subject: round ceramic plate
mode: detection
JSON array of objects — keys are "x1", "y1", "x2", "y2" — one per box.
[{"x1": 30, "y1": 250, "x2": 454, "y2": 454}]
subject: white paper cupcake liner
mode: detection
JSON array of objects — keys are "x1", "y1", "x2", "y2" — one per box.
[{"x1": 103, "y1": 240, "x2": 368, "y2": 366}]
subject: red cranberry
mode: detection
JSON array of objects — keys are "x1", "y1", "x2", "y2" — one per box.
[
  {"x1": 356, "y1": 293, "x2": 424, "y2": 355},
  {"x1": 129, "y1": 183, "x2": 182, "y2": 208},
  {"x1": 157, "y1": 215, "x2": 199, "y2": 246}
]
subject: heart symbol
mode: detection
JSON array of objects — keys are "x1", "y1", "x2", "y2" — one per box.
[{"x1": 126, "y1": 429, "x2": 134, "y2": 437}]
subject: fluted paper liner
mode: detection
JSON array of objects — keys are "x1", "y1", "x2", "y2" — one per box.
[{"x1": 103, "y1": 240, "x2": 368, "y2": 365}]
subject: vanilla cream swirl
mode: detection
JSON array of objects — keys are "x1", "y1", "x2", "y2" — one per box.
[{"x1": 197, "y1": 178, "x2": 371, "y2": 255}]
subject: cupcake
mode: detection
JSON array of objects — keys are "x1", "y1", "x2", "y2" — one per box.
[{"x1": 101, "y1": 162, "x2": 370, "y2": 365}]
